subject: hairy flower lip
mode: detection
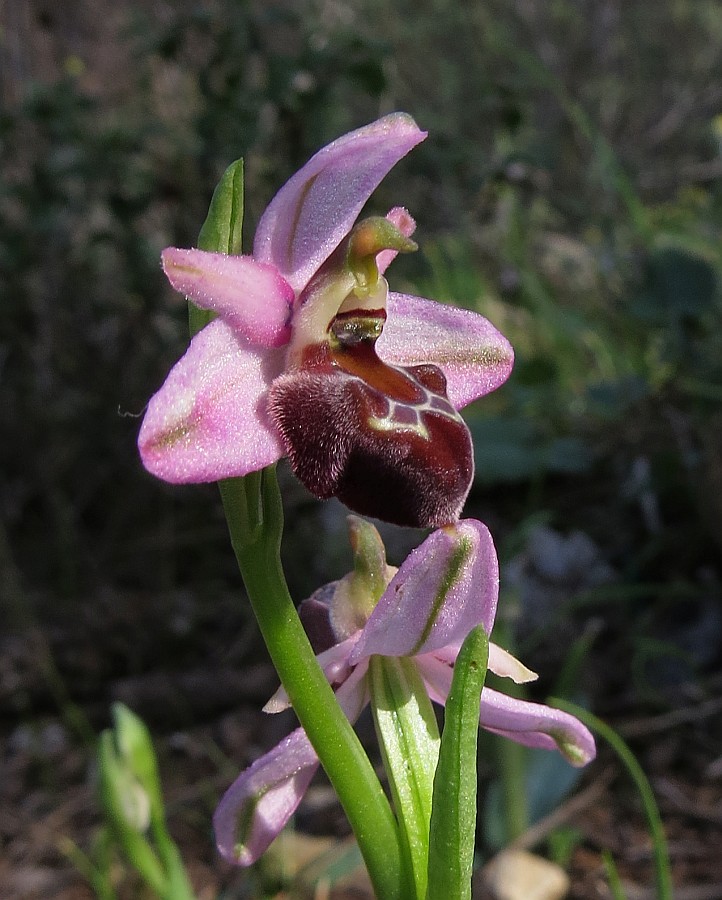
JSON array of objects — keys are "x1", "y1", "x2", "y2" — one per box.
[{"x1": 213, "y1": 519, "x2": 596, "y2": 866}]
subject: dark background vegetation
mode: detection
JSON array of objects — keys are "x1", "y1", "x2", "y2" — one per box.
[{"x1": 2, "y1": 0, "x2": 721, "y2": 897}]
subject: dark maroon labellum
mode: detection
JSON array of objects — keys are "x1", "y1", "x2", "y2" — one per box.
[{"x1": 269, "y1": 309, "x2": 474, "y2": 528}]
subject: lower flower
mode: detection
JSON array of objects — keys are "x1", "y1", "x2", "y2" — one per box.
[{"x1": 214, "y1": 518, "x2": 596, "y2": 865}]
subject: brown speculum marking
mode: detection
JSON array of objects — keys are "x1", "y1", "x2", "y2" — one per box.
[{"x1": 268, "y1": 308, "x2": 474, "y2": 528}]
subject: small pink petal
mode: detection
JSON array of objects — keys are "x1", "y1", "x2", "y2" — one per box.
[
  {"x1": 431, "y1": 642, "x2": 538, "y2": 685},
  {"x1": 254, "y1": 113, "x2": 426, "y2": 295},
  {"x1": 376, "y1": 207, "x2": 417, "y2": 274},
  {"x1": 488, "y1": 644, "x2": 538, "y2": 684},
  {"x1": 214, "y1": 663, "x2": 371, "y2": 866},
  {"x1": 379, "y1": 293, "x2": 514, "y2": 408},
  {"x1": 214, "y1": 727, "x2": 320, "y2": 866},
  {"x1": 350, "y1": 520, "x2": 498, "y2": 663},
  {"x1": 334, "y1": 658, "x2": 372, "y2": 724},
  {"x1": 138, "y1": 320, "x2": 284, "y2": 483},
  {"x1": 162, "y1": 248, "x2": 294, "y2": 347},
  {"x1": 418, "y1": 656, "x2": 596, "y2": 767},
  {"x1": 263, "y1": 636, "x2": 360, "y2": 714}
]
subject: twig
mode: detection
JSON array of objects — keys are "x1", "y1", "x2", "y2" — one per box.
[
  {"x1": 624, "y1": 883, "x2": 722, "y2": 900},
  {"x1": 653, "y1": 777, "x2": 722, "y2": 826},
  {"x1": 508, "y1": 766, "x2": 616, "y2": 851},
  {"x1": 616, "y1": 696, "x2": 722, "y2": 739}
]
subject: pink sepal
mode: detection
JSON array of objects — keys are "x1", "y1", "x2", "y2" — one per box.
[
  {"x1": 350, "y1": 520, "x2": 498, "y2": 663},
  {"x1": 379, "y1": 292, "x2": 514, "y2": 409},
  {"x1": 253, "y1": 113, "x2": 426, "y2": 295},
  {"x1": 213, "y1": 664, "x2": 370, "y2": 866},
  {"x1": 419, "y1": 655, "x2": 596, "y2": 766},
  {"x1": 138, "y1": 320, "x2": 284, "y2": 483},
  {"x1": 162, "y1": 248, "x2": 294, "y2": 347},
  {"x1": 213, "y1": 726, "x2": 319, "y2": 866}
]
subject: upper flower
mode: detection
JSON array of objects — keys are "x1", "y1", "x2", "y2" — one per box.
[
  {"x1": 138, "y1": 114, "x2": 514, "y2": 527},
  {"x1": 213, "y1": 517, "x2": 596, "y2": 866}
]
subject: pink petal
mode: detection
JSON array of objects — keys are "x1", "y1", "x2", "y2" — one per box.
[
  {"x1": 418, "y1": 656, "x2": 596, "y2": 767},
  {"x1": 480, "y1": 690, "x2": 596, "y2": 766},
  {"x1": 213, "y1": 663, "x2": 370, "y2": 866},
  {"x1": 263, "y1": 636, "x2": 360, "y2": 714},
  {"x1": 214, "y1": 726, "x2": 320, "y2": 865},
  {"x1": 379, "y1": 293, "x2": 514, "y2": 409},
  {"x1": 376, "y1": 207, "x2": 417, "y2": 274},
  {"x1": 433, "y1": 642, "x2": 538, "y2": 685},
  {"x1": 488, "y1": 644, "x2": 538, "y2": 684},
  {"x1": 254, "y1": 113, "x2": 426, "y2": 295},
  {"x1": 138, "y1": 319, "x2": 284, "y2": 483},
  {"x1": 162, "y1": 248, "x2": 294, "y2": 347},
  {"x1": 350, "y1": 520, "x2": 498, "y2": 663}
]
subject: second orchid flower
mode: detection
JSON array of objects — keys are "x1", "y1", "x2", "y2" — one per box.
[{"x1": 214, "y1": 518, "x2": 596, "y2": 866}]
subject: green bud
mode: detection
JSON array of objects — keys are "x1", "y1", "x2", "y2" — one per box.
[
  {"x1": 97, "y1": 727, "x2": 166, "y2": 894},
  {"x1": 111, "y1": 703, "x2": 164, "y2": 821},
  {"x1": 347, "y1": 515, "x2": 390, "y2": 605},
  {"x1": 330, "y1": 517, "x2": 395, "y2": 637}
]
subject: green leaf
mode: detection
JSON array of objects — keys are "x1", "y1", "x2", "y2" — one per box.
[
  {"x1": 426, "y1": 625, "x2": 489, "y2": 900},
  {"x1": 369, "y1": 656, "x2": 440, "y2": 899},
  {"x1": 197, "y1": 158, "x2": 244, "y2": 255},
  {"x1": 190, "y1": 157, "x2": 245, "y2": 336}
]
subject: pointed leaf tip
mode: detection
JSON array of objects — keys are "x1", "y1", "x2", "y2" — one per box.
[{"x1": 198, "y1": 158, "x2": 245, "y2": 256}]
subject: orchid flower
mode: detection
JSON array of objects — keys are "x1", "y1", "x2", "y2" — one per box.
[
  {"x1": 138, "y1": 114, "x2": 514, "y2": 527},
  {"x1": 213, "y1": 517, "x2": 596, "y2": 866}
]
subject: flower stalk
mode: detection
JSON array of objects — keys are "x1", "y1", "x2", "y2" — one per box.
[{"x1": 219, "y1": 468, "x2": 404, "y2": 900}]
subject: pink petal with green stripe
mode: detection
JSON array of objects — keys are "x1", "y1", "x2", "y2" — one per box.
[
  {"x1": 349, "y1": 519, "x2": 498, "y2": 663},
  {"x1": 379, "y1": 292, "x2": 514, "y2": 409},
  {"x1": 253, "y1": 113, "x2": 426, "y2": 295},
  {"x1": 138, "y1": 320, "x2": 285, "y2": 483}
]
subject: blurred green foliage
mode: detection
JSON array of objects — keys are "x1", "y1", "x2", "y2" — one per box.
[{"x1": 2, "y1": 0, "x2": 721, "y2": 706}]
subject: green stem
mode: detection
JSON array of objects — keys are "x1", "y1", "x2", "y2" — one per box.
[
  {"x1": 602, "y1": 850, "x2": 629, "y2": 900},
  {"x1": 221, "y1": 471, "x2": 402, "y2": 900},
  {"x1": 551, "y1": 699, "x2": 673, "y2": 900}
]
